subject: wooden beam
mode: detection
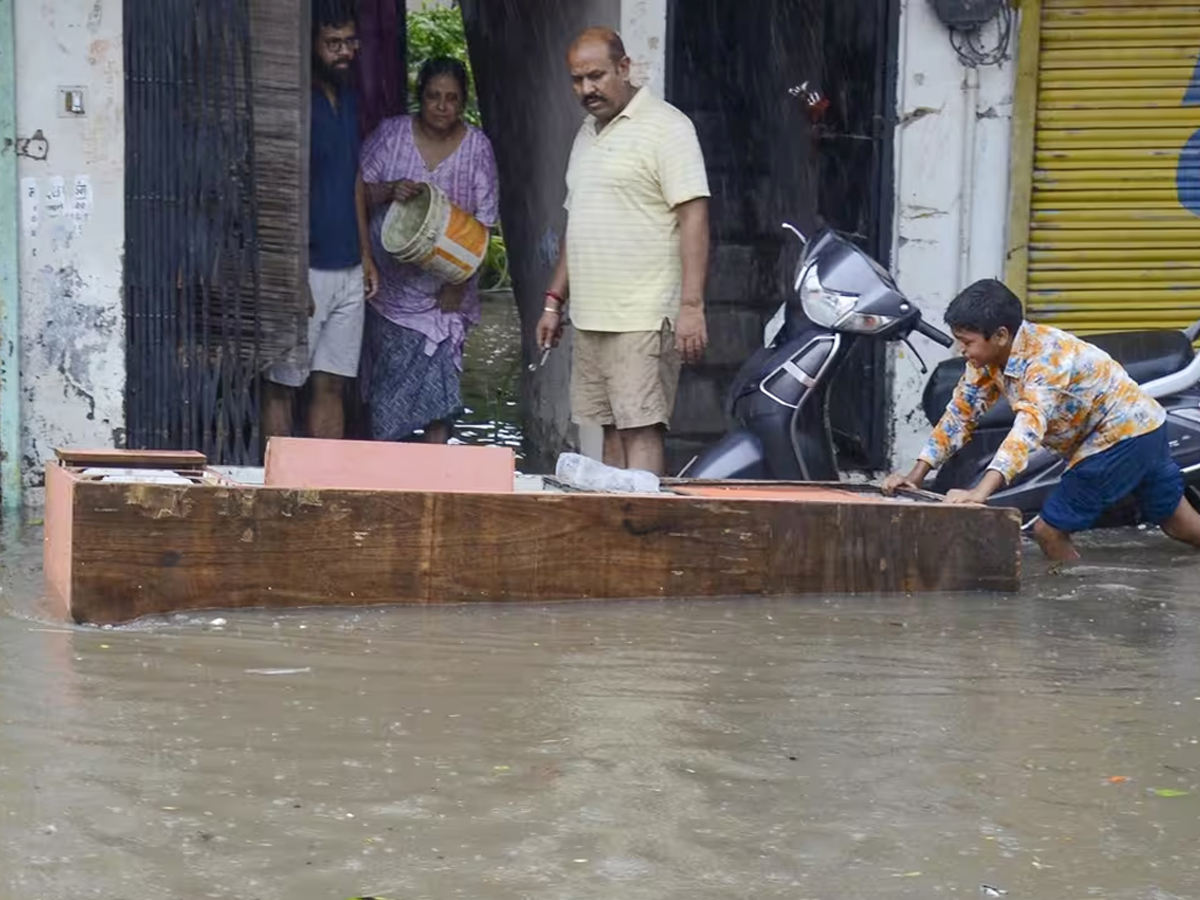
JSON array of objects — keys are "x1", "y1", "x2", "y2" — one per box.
[
  {"x1": 54, "y1": 448, "x2": 208, "y2": 469},
  {"x1": 51, "y1": 476, "x2": 1023, "y2": 624},
  {"x1": 43, "y1": 462, "x2": 76, "y2": 619},
  {"x1": 1004, "y1": 0, "x2": 1042, "y2": 300}
]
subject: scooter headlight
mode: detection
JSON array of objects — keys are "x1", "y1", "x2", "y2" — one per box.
[
  {"x1": 799, "y1": 265, "x2": 897, "y2": 333},
  {"x1": 799, "y1": 265, "x2": 857, "y2": 328},
  {"x1": 837, "y1": 311, "x2": 898, "y2": 334}
]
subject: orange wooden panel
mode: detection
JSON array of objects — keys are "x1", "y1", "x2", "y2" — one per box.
[
  {"x1": 263, "y1": 437, "x2": 515, "y2": 494},
  {"x1": 42, "y1": 464, "x2": 75, "y2": 620}
]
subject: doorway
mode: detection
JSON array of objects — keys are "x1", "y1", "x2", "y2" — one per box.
[{"x1": 666, "y1": 0, "x2": 899, "y2": 470}]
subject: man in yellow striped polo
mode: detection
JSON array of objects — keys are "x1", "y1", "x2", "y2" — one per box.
[{"x1": 536, "y1": 27, "x2": 711, "y2": 476}]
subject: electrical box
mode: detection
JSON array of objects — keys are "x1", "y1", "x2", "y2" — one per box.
[
  {"x1": 57, "y1": 86, "x2": 87, "y2": 117},
  {"x1": 929, "y1": 0, "x2": 1004, "y2": 29}
]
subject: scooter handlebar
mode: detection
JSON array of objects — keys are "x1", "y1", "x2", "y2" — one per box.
[{"x1": 914, "y1": 318, "x2": 954, "y2": 348}]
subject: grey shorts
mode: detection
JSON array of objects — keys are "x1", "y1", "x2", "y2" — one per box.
[{"x1": 266, "y1": 265, "x2": 364, "y2": 387}]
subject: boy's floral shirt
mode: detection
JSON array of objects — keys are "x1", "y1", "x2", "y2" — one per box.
[{"x1": 919, "y1": 322, "x2": 1166, "y2": 482}]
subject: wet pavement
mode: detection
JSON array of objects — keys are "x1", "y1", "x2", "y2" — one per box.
[{"x1": 3, "y1": 519, "x2": 1200, "y2": 900}]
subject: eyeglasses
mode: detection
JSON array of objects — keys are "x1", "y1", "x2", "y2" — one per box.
[{"x1": 323, "y1": 37, "x2": 360, "y2": 54}]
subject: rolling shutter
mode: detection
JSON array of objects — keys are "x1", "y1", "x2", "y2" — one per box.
[{"x1": 1028, "y1": 0, "x2": 1200, "y2": 334}]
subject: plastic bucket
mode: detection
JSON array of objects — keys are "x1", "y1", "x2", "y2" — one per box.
[{"x1": 380, "y1": 182, "x2": 489, "y2": 285}]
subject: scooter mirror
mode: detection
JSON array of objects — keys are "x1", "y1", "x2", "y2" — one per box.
[{"x1": 782, "y1": 222, "x2": 807, "y2": 245}]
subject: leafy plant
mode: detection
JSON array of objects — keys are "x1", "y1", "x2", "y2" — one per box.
[{"x1": 480, "y1": 232, "x2": 509, "y2": 292}]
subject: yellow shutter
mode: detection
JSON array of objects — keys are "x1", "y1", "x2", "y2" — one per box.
[{"x1": 1028, "y1": 0, "x2": 1200, "y2": 334}]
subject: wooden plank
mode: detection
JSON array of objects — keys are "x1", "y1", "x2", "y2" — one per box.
[
  {"x1": 427, "y1": 492, "x2": 772, "y2": 601},
  {"x1": 761, "y1": 499, "x2": 1022, "y2": 595},
  {"x1": 671, "y1": 484, "x2": 891, "y2": 503},
  {"x1": 264, "y1": 438, "x2": 515, "y2": 493},
  {"x1": 68, "y1": 484, "x2": 432, "y2": 623},
  {"x1": 54, "y1": 448, "x2": 208, "y2": 469},
  {"x1": 661, "y1": 478, "x2": 945, "y2": 503},
  {"x1": 42, "y1": 462, "x2": 75, "y2": 619},
  {"x1": 57, "y1": 478, "x2": 1023, "y2": 625}
]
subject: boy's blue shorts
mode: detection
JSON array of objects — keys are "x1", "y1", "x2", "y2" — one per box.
[{"x1": 1040, "y1": 425, "x2": 1184, "y2": 533}]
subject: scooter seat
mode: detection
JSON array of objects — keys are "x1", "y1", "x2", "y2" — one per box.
[
  {"x1": 1092, "y1": 329, "x2": 1194, "y2": 382},
  {"x1": 922, "y1": 329, "x2": 1195, "y2": 428}
]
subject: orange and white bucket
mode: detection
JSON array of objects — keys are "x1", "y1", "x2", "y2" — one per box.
[{"x1": 380, "y1": 182, "x2": 489, "y2": 285}]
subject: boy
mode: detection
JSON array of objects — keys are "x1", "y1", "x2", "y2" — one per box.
[{"x1": 882, "y1": 278, "x2": 1200, "y2": 561}]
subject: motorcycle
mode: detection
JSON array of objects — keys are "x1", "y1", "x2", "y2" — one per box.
[{"x1": 679, "y1": 224, "x2": 1200, "y2": 527}]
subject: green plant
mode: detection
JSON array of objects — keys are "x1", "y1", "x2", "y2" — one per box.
[{"x1": 480, "y1": 231, "x2": 510, "y2": 292}]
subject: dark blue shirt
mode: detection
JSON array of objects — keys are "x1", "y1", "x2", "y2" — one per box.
[{"x1": 309, "y1": 86, "x2": 362, "y2": 271}]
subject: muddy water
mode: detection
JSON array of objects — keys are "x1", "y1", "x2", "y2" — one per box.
[
  {"x1": 4, "y1": 521, "x2": 1200, "y2": 900},
  {"x1": 457, "y1": 291, "x2": 524, "y2": 455}
]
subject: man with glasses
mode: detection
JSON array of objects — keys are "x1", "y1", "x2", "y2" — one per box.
[{"x1": 264, "y1": 0, "x2": 369, "y2": 442}]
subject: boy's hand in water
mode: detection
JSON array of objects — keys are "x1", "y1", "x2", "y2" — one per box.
[
  {"x1": 881, "y1": 461, "x2": 932, "y2": 496},
  {"x1": 881, "y1": 473, "x2": 919, "y2": 496},
  {"x1": 945, "y1": 488, "x2": 986, "y2": 505},
  {"x1": 944, "y1": 470, "x2": 1005, "y2": 506}
]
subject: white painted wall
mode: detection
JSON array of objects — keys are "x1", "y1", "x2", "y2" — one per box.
[
  {"x1": 14, "y1": 0, "x2": 124, "y2": 492},
  {"x1": 621, "y1": 0, "x2": 667, "y2": 94},
  {"x1": 888, "y1": 0, "x2": 1017, "y2": 468}
]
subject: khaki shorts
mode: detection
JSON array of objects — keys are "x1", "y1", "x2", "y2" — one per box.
[{"x1": 570, "y1": 319, "x2": 681, "y2": 430}]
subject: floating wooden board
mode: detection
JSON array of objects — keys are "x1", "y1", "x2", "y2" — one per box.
[
  {"x1": 43, "y1": 451, "x2": 1022, "y2": 625},
  {"x1": 54, "y1": 448, "x2": 208, "y2": 469}
]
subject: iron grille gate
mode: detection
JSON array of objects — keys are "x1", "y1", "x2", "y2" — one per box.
[{"x1": 125, "y1": 0, "x2": 266, "y2": 465}]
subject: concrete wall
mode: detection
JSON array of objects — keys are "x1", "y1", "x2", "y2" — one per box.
[
  {"x1": 621, "y1": 0, "x2": 667, "y2": 95},
  {"x1": 14, "y1": 0, "x2": 125, "y2": 491},
  {"x1": 889, "y1": 0, "x2": 1016, "y2": 467}
]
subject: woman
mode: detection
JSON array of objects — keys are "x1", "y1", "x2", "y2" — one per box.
[{"x1": 356, "y1": 56, "x2": 500, "y2": 443}]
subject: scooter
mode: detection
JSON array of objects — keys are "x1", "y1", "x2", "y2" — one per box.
[{"x1": 679, "y1": 224, "x2": 1200, "y2": 526}]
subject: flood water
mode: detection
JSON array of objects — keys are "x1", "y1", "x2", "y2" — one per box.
[
  {"x1": 456, "y1": 291, "x2": 525, "y2": 456},
  {"x1": 3, "y1": 519, "x2": 1200, "y2": 900}
]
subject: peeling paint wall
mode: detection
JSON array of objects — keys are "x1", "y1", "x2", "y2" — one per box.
[
  {"x1": 621, "y1": 0, "x2": 667, "y2": 95},
  {"x1": 889, "y1": 0, "x2": 1016, "y2": 468},
  {"x1": 15, "y1": 0, "x2": 125, "y2": 492}
]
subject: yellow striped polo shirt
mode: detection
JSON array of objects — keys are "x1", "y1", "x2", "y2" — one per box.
[{"x1": 563, "y1": 87, "x2": 710, "y2": 333}]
